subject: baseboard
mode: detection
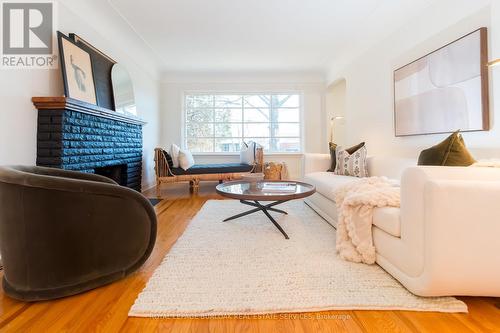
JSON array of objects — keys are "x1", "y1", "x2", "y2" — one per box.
[{"x1": 141, "y1": 181, "x2": 157, "y2": 193}]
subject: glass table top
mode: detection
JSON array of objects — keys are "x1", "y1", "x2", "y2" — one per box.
[{"x1": 216, "y1": 181, "x2": 315, "y2": 198}]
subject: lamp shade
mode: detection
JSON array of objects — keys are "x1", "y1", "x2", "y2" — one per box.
[
  {"x1": 488, "y1": 58, "x2": 500, "y2": 67},
  {"x1": 330, "y1": 115, "x2": 344, "y2": 142}
]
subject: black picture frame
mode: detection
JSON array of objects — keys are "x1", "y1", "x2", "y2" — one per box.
[{"x1": 57, "y1": 31, "x2": 98, "y2": 105}]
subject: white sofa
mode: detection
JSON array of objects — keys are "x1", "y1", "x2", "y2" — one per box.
[{"x1": 303, "y1": 153, "x2": 500, "y2": 297}]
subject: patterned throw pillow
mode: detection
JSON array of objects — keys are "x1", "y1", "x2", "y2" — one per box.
[{"x1": 334, "y1": 144, "x2": 368, "y2": 177}]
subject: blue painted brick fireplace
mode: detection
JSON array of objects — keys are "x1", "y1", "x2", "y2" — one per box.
[{"x1": 34, "y1": 98, "x2": 145, "y2": 191}]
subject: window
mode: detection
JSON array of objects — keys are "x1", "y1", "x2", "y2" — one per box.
[{"x1": 184, "y1": 93, "x2": 301, "y2": 153}]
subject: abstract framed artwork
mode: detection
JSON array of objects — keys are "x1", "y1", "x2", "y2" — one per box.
[
  {"x1": 394, "y1": 28, "x2": 489, "y2": 136},
  {"x1": 57, "y1": 31, "x2": 97, "y2": 105}
]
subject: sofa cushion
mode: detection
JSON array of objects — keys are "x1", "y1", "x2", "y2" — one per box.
[
  {"x1": 367, "y1": 156, "x2": 416, "y2": 180},
  {"x1": 171, "y1": 163, "x2": 253, "y2": 175},
  {"x1": 373, "y1": 207, "x2": 401, "y2": 237},
  {"x1": 303, "y1": 172, "x2": 357, "y2": 200}
]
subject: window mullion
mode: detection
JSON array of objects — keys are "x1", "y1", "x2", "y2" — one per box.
[
  {"x1": 242, "y1": 96, "x2": 245, "y2": 142},
  {"x1": 270, "y1": 94, "x2": 274, "y2": 152},
  {"x1": 212, "y1": 96, "x2": 215, "y2": 152}
]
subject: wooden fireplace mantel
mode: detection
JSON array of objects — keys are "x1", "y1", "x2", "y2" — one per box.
[{"x1": 32, "y1": 97, "x2": 147, "y2": 126}]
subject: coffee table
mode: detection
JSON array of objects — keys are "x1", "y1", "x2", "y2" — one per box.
[{"x1": 216, "y1": 180, "x2": 316, "y2": 239}]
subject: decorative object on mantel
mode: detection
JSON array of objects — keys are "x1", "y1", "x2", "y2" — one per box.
[
  {"x1": 70, "y1": 33, "x2": 117, "y2": 110},
  {"x1": 394, "y1": 27, "x2": 489, "y2": 136},
  {"x1": 111, "y1": 64, "x2": 137, "y2": 116},
  {"x1": 57, "y1": 32, "x2": 97, "y2": 105},
  {"x1": 32, "y1": 96, "x2": 146, "y2": 191}
]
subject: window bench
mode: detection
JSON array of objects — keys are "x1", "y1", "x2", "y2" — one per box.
[{"x1": 154, "y1": 147, "x2": 263, "y2": 193}]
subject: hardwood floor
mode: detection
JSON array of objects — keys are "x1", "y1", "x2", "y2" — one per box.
[{"x1": 0, "y1": 182, "x2": 498, "y2": 332}]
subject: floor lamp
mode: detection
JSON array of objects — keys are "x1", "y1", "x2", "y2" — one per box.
[
  {"x1": 330, "y1": 116, "x2": 344, "y2": 142},
  {"x1": 489, "y1": 58, "x2": 500, "y2": 68}
]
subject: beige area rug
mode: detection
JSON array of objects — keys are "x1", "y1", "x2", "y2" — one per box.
[{"x1": 129, "y1": 200, "x2": 467, "y2": 317}]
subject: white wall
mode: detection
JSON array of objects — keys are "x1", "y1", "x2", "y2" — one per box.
[
  {"x1": 326, "y1": 0, "x2": 500, "y2": 160},
  {"x1": 159, "y1": 72, "x2": 326, "y2": 179},
  {"x1": 0, "y1": 0, "x2": 162, "y2": 189}
]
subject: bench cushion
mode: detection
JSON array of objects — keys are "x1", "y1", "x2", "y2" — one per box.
[{"x1": 171, "y1": 163, "x2": 253, "y2": 175}]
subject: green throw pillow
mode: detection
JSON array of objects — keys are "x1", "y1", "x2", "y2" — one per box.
[
  {"x1": 345, "y1": 142, "x2": 365, "y2": 154},
  {"x1": 417, "y1": 131, "x2": 475, "y2": 166},
  {"x1": 327, "y1": 142, "x2": 337, "y2": 172}
]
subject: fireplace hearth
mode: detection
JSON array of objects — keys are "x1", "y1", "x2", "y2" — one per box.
[{"x1": 33, "y1": 97, "x2": 146, "y2": 191}]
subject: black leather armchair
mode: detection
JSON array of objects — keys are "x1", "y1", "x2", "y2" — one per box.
[{"x1": 0, "y1": 166, "x2": 157, "y2": 301}]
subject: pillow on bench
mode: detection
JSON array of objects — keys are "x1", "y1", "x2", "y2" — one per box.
[
  {"x1": 178, "y1": 148, "x2": 195, "y2": 170},
  {"x1": 170, "y1": 144, "x2": 181, "y2": 168},
  {"x1": 240, "y1": 141, "x2": 256, "y2": 165},
  {"x1": 162, "y1": 150, "x2": 174, "y2": 169}
]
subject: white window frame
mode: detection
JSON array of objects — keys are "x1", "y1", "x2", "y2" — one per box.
[{"x1": 181, "y1": 91, "x2": 304, "y2": 155}]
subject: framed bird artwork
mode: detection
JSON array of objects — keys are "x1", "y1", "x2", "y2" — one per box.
[{"x1": 57, "y1": 31, "x2": 97, "y2": 105}]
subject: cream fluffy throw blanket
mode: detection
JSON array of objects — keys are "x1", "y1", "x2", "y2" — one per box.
[{"x1": 334, "y1": 177, "x2": 400, "y2": 264}]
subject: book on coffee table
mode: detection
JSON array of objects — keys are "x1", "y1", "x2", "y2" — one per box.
[{"x1": 262, "y1": 182, "x2": 297, "y2": 192}]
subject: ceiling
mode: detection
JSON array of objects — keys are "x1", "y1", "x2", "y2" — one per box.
[{"x1": 109, "y1": 0, "x2": 436, "y2": 73}]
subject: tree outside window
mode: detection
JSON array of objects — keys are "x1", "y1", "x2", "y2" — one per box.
[{"x1": 185, "y1": 93, "x2": 301, "y2": 153}]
